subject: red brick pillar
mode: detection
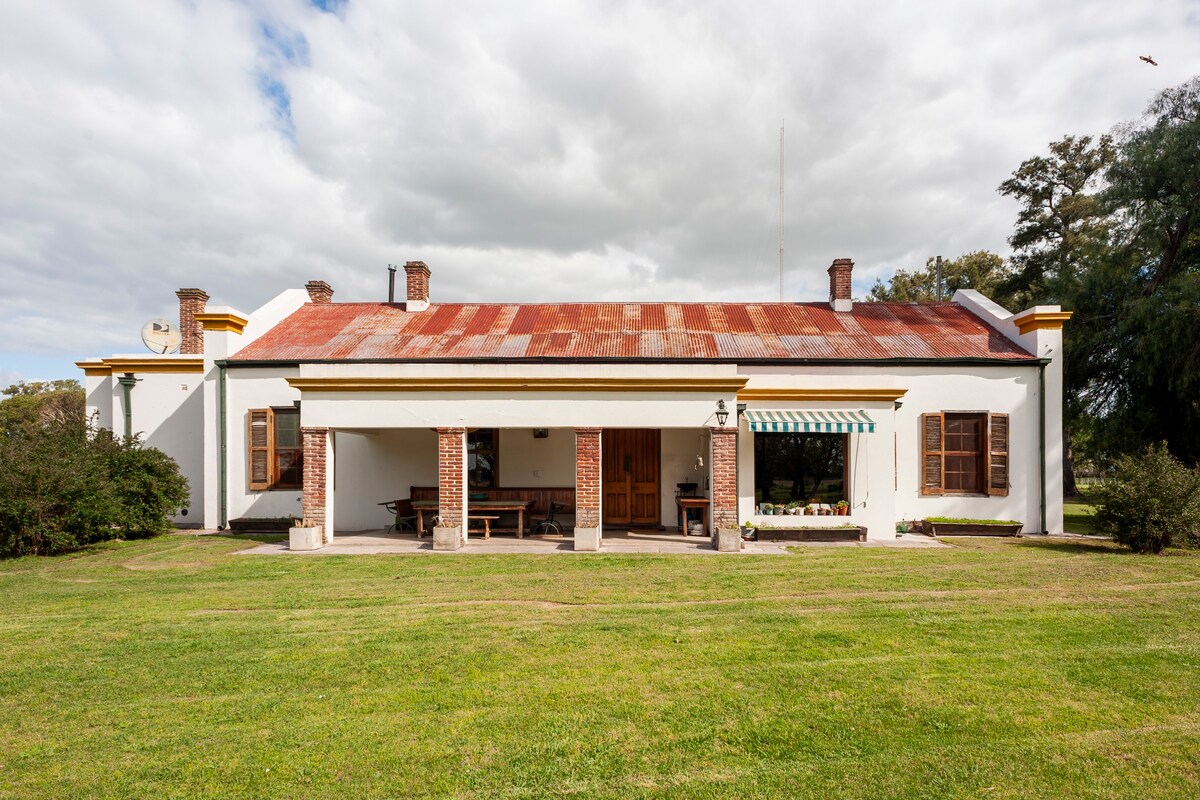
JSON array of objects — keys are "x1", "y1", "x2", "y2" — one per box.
[
  {"x1": 711, "y1": 427, "x2": 738, "y2": 529},
  {"x1": 437, "y1": 428, "x2": 466, "y2": 529},
  {"x1": 574, "y1": 428, "x2": 602, "y2": 528},
  {"x1": 302, "y1": 426, "x2": 329, "y2": 530}
]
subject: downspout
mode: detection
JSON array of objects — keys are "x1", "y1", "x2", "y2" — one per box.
[
  {"x1": 1039, "y1": 361, "x2": 1047, "y2": 535},
  {"x1": 117, "y1": 373, "x2": 139, "y2": 439},
  {"x1": 736, "y1": 403, "x2": 746, "y2": 527},
  {"x1": 218, "y1": 361, "x2": 228, "y2": 531}
]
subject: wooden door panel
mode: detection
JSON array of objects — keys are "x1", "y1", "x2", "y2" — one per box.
[{"x1": 603, "y1": 429, "x2": 660, "y2": 526}]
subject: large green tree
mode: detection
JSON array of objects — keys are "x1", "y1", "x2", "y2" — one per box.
[{"x1": 0, "y1": 380, "x2": 84, "y2": 438}]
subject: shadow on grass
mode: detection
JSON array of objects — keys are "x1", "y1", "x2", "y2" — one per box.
[
  {"x1": 210, "y1": 532, "x2": 287, "y2": 544},
  {"x1": 1017, "y1": 538, "x2": 1127, "y2": 556}
]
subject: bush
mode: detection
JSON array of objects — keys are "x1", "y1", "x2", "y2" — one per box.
[
  {"x1": 1092, "y1": 443, "x2": 1200, "y2": 554},
  {"x1": 0, "y1": 419, "x2": 189, "y2": 557}
]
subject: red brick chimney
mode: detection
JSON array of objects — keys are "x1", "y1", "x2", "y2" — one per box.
[
  {"x1": 305, "y1": 280, "x2": 333, "y2": 304},
  {"x1": 176, "y1": 288, "x2": 209, "y2": 354},
  {"x1": 827, "y1": 258, "x2": 853, "y2": 312},
  {"x1": 404, "y1": 261, "x2": 430, "y2": 312}
]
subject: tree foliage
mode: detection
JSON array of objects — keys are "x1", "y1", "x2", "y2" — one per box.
[
  {"x1": 0, "y1": 384, "x2": 189, "y2": 558},
  {"x1": 868, "y1": 251, "x2": 1012, "y2": 303},
  {"x1": 1093, "y1": 443, "x2": 1200, "y2": 553}
]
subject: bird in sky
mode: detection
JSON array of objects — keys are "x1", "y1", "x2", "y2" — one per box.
[{"x1": 1140, "y1": 55, "x2": 1158, "y2": 66}]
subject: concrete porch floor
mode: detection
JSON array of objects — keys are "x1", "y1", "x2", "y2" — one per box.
[{"x1": 235, "y1": 529, "x2": 949, "y2": 555}]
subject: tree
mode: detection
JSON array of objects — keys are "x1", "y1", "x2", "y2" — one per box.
[
  {"x1": 868, "y1": 251, "x2": 1012, "y2": 303},
  {"x1": 994, "y1": 134, "x2": 1116, "y2": 310},
  {"x1": 1067, "y1": 78, "x2": 1200, "y2": 467},
  {"x1": 1, "y1": 380, "x2": 84, "y2": 437},
  {"x1": 1093, "y1": 443, "x2": 1200, "y2": 553}
]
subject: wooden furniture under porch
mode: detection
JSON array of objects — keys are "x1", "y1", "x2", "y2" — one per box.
[
  {"x1": 677, "y1": 497, "x2": 711, "y2": 536},
  {"x1": 411, "y1": 499, "x2": 535, "y2": 538}
]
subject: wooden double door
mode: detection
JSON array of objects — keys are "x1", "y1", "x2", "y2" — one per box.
[{"x1": 602, "y1": 429, "x2": 661, "y2": 527}]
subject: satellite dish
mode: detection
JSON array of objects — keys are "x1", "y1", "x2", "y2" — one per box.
[{"x1": 141, "y1": 319, "x2": 182, "y2": 354}]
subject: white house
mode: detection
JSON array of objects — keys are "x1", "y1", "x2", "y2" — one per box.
[{"x1": 77, "y1": 259, "x2": 1071, "y2": 550}]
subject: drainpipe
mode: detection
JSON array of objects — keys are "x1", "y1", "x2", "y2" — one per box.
[
  {"x1": 736, "y1": 402, "x2": 746, "y2": 527},
  {"x1": 117, "y1": 373, "x2": 139, "y2": 439},
  {"x1": 217, "y1": 361, "x2": 228, "y2": 530},
  {"x1": 1039, "y1": 361, "x2": 1047, "y2": 535}
]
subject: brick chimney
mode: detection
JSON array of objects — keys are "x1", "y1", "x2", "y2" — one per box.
[
  {"x1": 404, "y1": 261, "x2": 431, "y2": 312},
  {"x1": 305, "y1": 280, "x2": 333, "y2": 304},
  {"x1": 176, "y1": 288, "x2": 209, "y2": 354},
  {"x1": 827, "y1": 258, "x2": 853, "y2": 313}
]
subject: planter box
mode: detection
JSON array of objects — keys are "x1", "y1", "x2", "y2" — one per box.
[
  {"x1": 289, "y1": 525, "x2": 324, "y2": 551},
  {"x1": 929, "y1": 522, "x2": 1022, "y2": 537},
  {"x1": 231, "y1": 517, "x2": 294, "y2": 534},
  {"x1": 753, "y1": 526, "x2": 866, "y2": 543},
  {"x1": 713, "y1": 528, "x2": 743, "y2": 552},
  {"x1": 432, "y1": 525, "x2": 463, "y2": 551}
]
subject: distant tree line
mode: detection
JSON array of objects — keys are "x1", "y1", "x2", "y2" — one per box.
[{"x1": 870, "y1": 76, "x2": 1200, "y2": 481}]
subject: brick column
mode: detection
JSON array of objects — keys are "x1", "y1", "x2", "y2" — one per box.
[
  {"x1": 301, "y1": 426, "x2": 329, "y2": 531},
  {"x1": 437, "y1": 427, "x2": 466, "y2": 530},
  {"x1": 573, "y1": 427, "x2": 602, "y2": 550},
  {"x1": 711, "y1": 427, "x2": 738, "y2": 530}
]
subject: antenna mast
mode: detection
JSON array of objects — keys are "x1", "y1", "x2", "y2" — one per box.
[{"x1": 779, "y1": 121, "x2": 785, "y2": 301}]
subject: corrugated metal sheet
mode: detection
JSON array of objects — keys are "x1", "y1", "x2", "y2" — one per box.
[{"x1": 229, "y1": 301, "x2": 1036, "y2": 362}]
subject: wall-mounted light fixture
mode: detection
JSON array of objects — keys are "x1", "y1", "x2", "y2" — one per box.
[
  {"x1": 532, "y1": 428, "x2": 549, "y2": 439},
  {"x1": 715, "y1": 399, "x2": 729, "y2": 427},
  {"x1": 893, "y1": 400, "x2": 903, "y2": 411}
]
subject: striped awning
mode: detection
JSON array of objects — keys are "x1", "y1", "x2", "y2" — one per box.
[{"x1": 745, "y1": 409, "x2": 876, "y2": 433}]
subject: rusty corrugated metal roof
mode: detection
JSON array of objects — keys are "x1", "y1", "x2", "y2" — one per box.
[{"x1": 229, "y1": 301, "x2": 1035, "y2": 363}]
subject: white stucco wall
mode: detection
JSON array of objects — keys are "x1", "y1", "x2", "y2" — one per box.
[
  {"x1": 332, "y1": 428, "x2": 438, "y2": 531},
  {"x1": 737, "y1": 362, "x2": 1053, "y2": 537},
  {"x1": 498, "y1": 428, "x2": 576, "y2": 486}
]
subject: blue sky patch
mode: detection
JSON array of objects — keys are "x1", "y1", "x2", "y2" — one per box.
[{"x1": 309, "y1": 0, "x2": 347, "y2": 13}]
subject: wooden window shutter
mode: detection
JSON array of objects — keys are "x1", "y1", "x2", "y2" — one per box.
[
  {"x1": 921, "y1": 413, "x2": 944, "y2": 495},
  {"x1": 248, "y1": 409, "x2": 274, "y2": 490},
  {"x1": 987, "y1": 413, "x2": 1010, "y2": 496}
]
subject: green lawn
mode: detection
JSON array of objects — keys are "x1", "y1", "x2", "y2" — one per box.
[
  {"x1": 1064, "y1": 497, "x2": 1100, "y2": 534},
  {"x1": 3, "y1": 535, "x2": 1200, "y2": 799}
]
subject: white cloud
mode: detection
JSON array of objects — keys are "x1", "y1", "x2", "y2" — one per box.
[{"x1": 1, "y1": 0, "x2": 1198, "y2": 372}]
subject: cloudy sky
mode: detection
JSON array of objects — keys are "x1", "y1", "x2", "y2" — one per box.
[{"x1": 2, "y1": 0, "x2": 1198, "y2": 384}]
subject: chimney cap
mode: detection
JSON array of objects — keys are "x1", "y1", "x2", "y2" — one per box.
[
  {"x1": 404, "y1": 261, "x2": 430, "y2": 275},
  {"x1": 305, "y1": 280, "x2": 334, "y2": 304},
  {"x1": 176, "y1": 288, "x2": 209, "y2": 300}
]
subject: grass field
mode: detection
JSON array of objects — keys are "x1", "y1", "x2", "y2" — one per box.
[
  {"x1": 3, "y1": 534, "x2": 1200, "y2": 799},
  {"x1": 1064, "y1": 497, "x2": 1100, "y2": 535}
]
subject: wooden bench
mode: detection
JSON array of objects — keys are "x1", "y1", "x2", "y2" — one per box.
[{"x1": 468, "y1": 515, "x2": 500, "y2": 540}]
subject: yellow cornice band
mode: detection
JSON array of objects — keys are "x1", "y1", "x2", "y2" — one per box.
[
  {"x1": 737, "y1": 388, "x2": 908, "y2": 402},
  {"x1": 75, "y1": 358, "x2": 205, "y2": 375},
  {"x1": 287, "y1": 376, "x2": 749, "y2": 393},
  {"x1": 1013, "y1": 311, "x2": 1073, "y2": 335},
  {"x1": 194, "y1": 312, "x2": 248, "y2": 334}
]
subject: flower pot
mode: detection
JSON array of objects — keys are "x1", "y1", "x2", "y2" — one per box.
[
  {"x1": 740, "y1": 526, "x2": 758, "y2": 541},
  {"x1": 289, "y1": 525, "x2": 324, "y2": 551},
  {"x1": 803, "y1": 508, "x2": 813, "y2": 516}
]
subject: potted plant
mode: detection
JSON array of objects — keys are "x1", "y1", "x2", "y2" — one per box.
[
  {"x1": 896, "y1": 520, "x2": 909, "y2": 538},
  {"x1": 786, "y1": 501, "x2": 801, "y2": 515},
  {"x1": 761, "y1": 502, "x2": 774, "y2": 516},
  {"x1": 836, "y1": 500, "x2": 849, "y2": 516},
  {"x1": 803, "y1": 504, "x2": 814, "y2": 515},
  {"x1": 740, "y1": 521, "x2": 757, "y2": 541},
  {"x1": 289, "y1": 518, "x2": 324, "y2": 551}
]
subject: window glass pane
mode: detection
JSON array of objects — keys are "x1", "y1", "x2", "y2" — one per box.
[
  {"x1": 275, "y1": 410, "x2": 299, "y2": 448},
  {"x1": 753, "y1": 432, "x2": 846, "y2": 505},
  {"x1": 276, "y1": 450, "x2": 301, "y2": 487}
]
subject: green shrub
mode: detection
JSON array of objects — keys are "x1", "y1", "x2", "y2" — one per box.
[
  {"x1": 0, "y1": 419, "x2": 189, "y2": 557},
  {"x1": 1093, "y1": 443, "x2": 1200, "y2": 554}
]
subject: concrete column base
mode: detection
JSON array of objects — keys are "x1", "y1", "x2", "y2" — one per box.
[
  {"x1": 573, "y1": 527, "x2": 602, "y2": 551},
  {"x1": 713, "y1": 527, "x2": 743, "y2": 552},
  {"x1": 432, "y1": 525, "x2": 463, "y2": 551}
]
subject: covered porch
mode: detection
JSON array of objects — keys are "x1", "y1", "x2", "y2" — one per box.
[{"x1": 288, "y1": 365, "x2": 746, "y2": 551}]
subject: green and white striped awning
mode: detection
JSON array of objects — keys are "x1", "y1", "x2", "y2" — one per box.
[{"x1": 745, "y1": 409, "x2": 876, "y2": 433}]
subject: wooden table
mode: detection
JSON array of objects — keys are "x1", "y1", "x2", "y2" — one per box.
[
  {"x1": 677, "y1": 497, "x2": 711, "y2": 536},
  {"x1": 412, "y1": 499, "x2": 535, "y2": 538}
]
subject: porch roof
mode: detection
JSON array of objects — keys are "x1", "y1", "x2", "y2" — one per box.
[{"x1": 229, "y1": 301, "x2": 1036, "y2": 363}]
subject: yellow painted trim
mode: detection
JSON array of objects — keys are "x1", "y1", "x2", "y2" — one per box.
[
  {"x1": 103, "y1": 358, "x2": 205, "y2": 374},
  {"x1": 737, "y1": 388, "x2": 908, "y2": 402},
  {"x1": 194, "y1": 312, "x2": 248, "y2": 334},
  {"x1": 75, "y1": 361, "x2": 111, "y2": 376},
  {"x1": 287, "y1": 376, "x2": 749, "y2": 393},
  {"x1": 1013, "y1": 311, "x2": 1072, "y2": 335}
]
